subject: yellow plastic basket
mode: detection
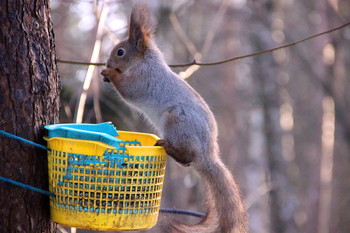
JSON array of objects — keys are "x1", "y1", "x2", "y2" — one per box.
[{"x1": 45, "y1": 131, "x2": 167, "y2": 231}]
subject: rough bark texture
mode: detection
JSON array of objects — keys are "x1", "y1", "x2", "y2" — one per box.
[{"x1": 0, "y1": 0, "x2": 60, "y2": 232}]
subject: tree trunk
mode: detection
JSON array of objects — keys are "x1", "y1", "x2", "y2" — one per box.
[
  {"x1": 0, "y1": 1, "x2": 60, "y2": 232},
  {"x1": 250, "y1": 2, "x2": 298, "y2": 232}
]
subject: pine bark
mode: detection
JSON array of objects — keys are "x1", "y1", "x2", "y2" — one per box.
[{"x1": 0, "y1": 1, "x2": 60, "y2": 232}]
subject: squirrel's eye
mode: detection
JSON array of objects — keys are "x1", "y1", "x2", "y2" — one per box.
[{"x1": 117, "y1": 48, "x2": 125, "y2": 56}]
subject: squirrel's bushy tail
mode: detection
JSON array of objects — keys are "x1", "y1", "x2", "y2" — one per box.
[{"x1": 158, "y1": 157, "x2": 248, "y2": 233}]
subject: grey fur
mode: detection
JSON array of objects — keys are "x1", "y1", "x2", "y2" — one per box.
[{"x1": 101, "y1": 4, "x2": 248, "y2": 233}]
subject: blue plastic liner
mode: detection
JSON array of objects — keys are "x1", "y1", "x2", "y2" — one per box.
[{"x1": 45, "y1": 122, "x2": 122, "y2": 148}]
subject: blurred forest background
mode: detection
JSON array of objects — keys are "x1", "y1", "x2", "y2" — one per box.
[{"x1": 51, "y1": 0, "x2": 350, "y2": 232}]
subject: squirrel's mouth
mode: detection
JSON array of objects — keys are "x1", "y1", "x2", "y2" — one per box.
[
  {"x1": 101, "y1": 67, "x2": 123, "y2": 83},
  {"x1": 106, "y1": 62, "x2": 122, "y2": 74}
]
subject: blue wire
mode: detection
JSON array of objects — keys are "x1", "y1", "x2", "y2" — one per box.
[
  {"x1": 160, "y1": 208, "x2": 205, "y2": 218},
  {"x1": 0, "y1": 130, "x2": 54, "y2": 197},
  {"x1": 0, "y1": 129, "x2": 206, "y2": 218},
  {"x1": 0, "y1": 130, "x2": 49, "y2": 151},
  {"x1": 0, "y1": 174, "x2": 205, "y2": 217},
  {"x1": 0, "y1": 176, "x2": 55, "y2": 197}
]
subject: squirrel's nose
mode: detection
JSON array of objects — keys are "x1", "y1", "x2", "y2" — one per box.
[{"x1": 106, "y1": 59, "x2": 115, "y2": 68}]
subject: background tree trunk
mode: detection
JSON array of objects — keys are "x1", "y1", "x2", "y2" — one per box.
[
  {"x1": 249, "y1": 1, "x2": 298, "y2": 232},
  {"x1": 0, "y1": 1, "x2": 60, "y2": 232}
]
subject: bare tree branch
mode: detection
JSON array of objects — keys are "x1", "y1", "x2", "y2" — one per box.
[
  {"x1": 171, "y1": 21, "x2": 350, "y2": 67},
  {"x1": 57, "y1": 21, "x2": 350, "y2": 68},
  {"x1": 74, "y1": 2, "x2": 109, "y2": 123},
  {"x1": 201, "y1": 0, "x2": 229, "y2": 55},
  {"x1": 169, "y1": 12, "x2": 199, "y2": 58},
  {"x1": 57, "y1": 59, "x2": 105, "y2": 66},
  {"x1": 178, "y1": 0, "x2": 229, "y2": 79}
]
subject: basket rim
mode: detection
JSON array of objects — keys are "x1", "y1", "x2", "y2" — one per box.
[{"x1": 44, "y1": 136, "x2": 115, "y2": 149}]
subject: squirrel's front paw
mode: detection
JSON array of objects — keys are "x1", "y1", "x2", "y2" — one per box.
[
  {"x1": 101, "y1": 69, "x2": 111, "y2": 82},
  {"x1": 101, "y1": 68, "x2": 122, "y2": 83}
]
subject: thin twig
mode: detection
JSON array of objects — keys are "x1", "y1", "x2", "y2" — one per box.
[
  {"x1": 74, "y1": 2, "x2": 109, "y2": 123},
  {"x1": 170, "y1": 21, "x2": 350, "y2": 67},
  {"x1": 178, "y1": 0, "x2": 229, "y2": 79},
  {"x1": 201, "y1": 0, "x2": 229, "y2": 55},
  {"x1": 168, "y1": 11, "x2": 201, "y2": 80},
  {"x1": 57, "y1": 59, "x2": 105, "y2": 66},
  {"x1": 169, "y1": 12, "x2": 199, "y2": 57},
  {"x1": 57, "y1": 21, "x2": 350, "y2": 68}
]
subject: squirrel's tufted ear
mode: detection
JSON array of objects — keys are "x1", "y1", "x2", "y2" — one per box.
[{"x1": 128, "y1": 4, "x2": 155, "y2": 54}]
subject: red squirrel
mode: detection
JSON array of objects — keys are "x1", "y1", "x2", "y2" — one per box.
[{"x1": 101, "y1": 4, "x2": 248, "y2": 233}]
